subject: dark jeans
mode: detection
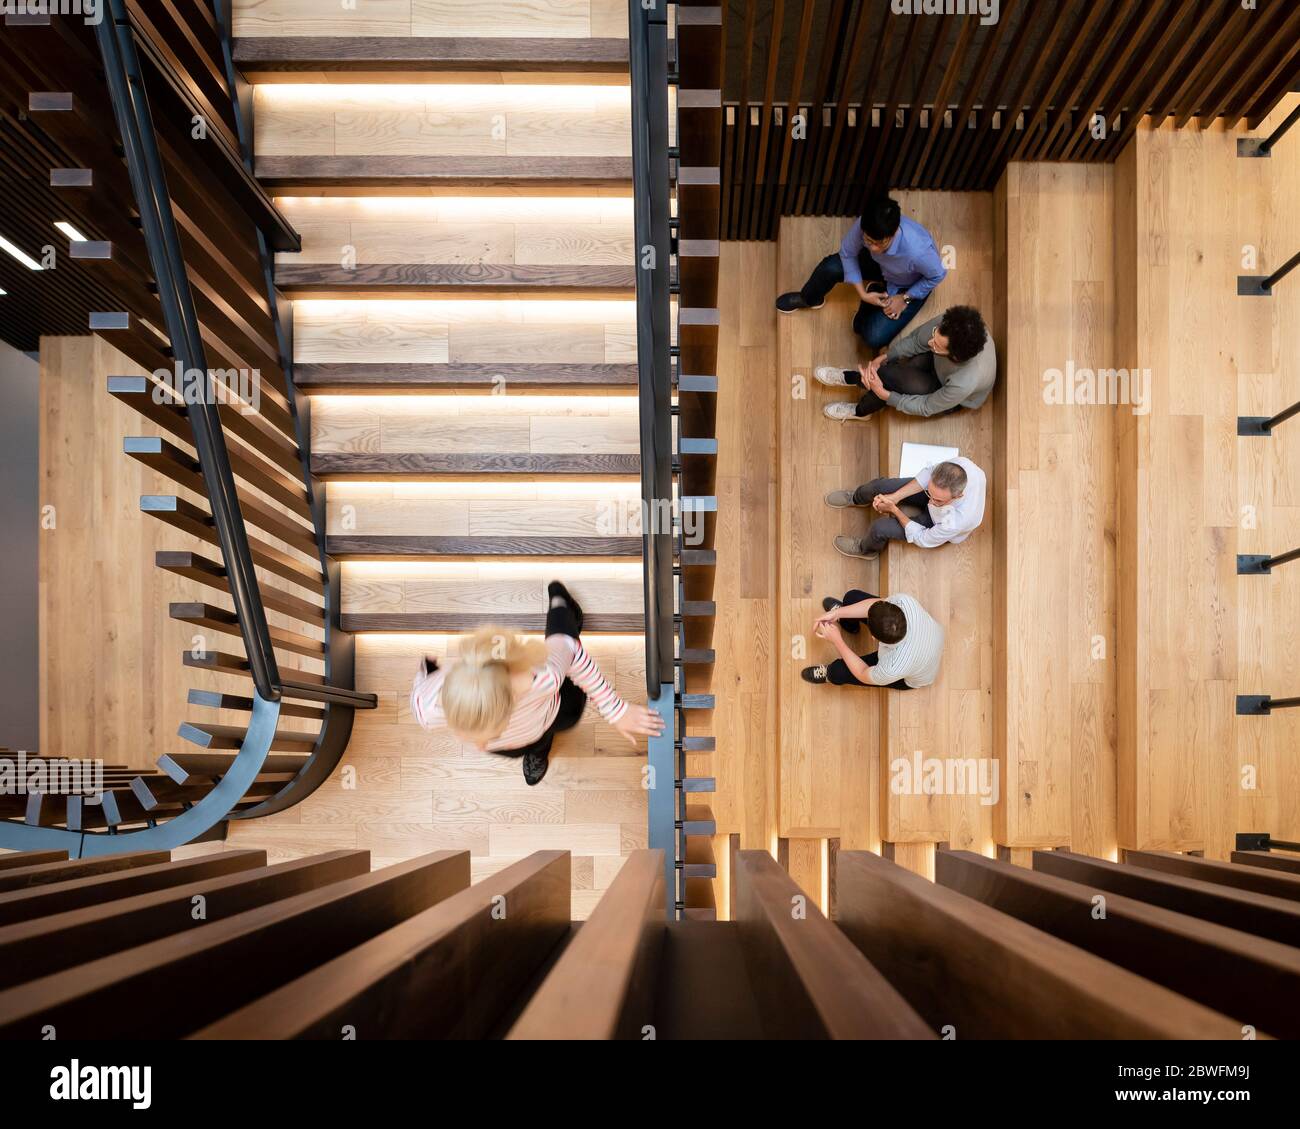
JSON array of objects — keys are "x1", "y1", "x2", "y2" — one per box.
[
  {"x1": 495, "y1": 600, "x2": 586, "y2": 761},
  {"x1": 850, "y1": 477, "x2": 936, "y2": 555},
  {"x1": 843, "y1": 351, "x2": 942, "y2": 417},
  {"x1": 799, "y1": 251, "x2": 928, "y2": 349},
  {"x1": 826, "y1": 589, "x2": 911, "y2": 690}
]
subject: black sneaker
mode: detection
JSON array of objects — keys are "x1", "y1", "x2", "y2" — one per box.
[
  {"x1": 523, "y1": 750, "x2": 550, "y2": 786},
  {"x1": 822, "y1": 597, "x2": 842, "y2": 614},
  {"x1": 776, "y1": 292, "x2": 825, "y2": 314},
  {"x1": 547, "y1": 580, "x2": 583, "y2": 633},
  {"x1": 800, "y1": 665, "x2": 829, "y2": 684}
]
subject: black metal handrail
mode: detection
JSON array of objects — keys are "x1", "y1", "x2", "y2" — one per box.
[
  {"x1": 1253, "y1": 100, "x2": 1300, "y2": 157},
  {"x1": 97, "y1": 0, "x2": 368, "y2": 712},
  {"x1": 630, "y1": 0, "x2": 674, "y2": 697}
]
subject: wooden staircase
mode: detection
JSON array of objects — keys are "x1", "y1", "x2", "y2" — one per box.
[{"x1": 231, "y1": 0, "x2": 720, "y2": 917}]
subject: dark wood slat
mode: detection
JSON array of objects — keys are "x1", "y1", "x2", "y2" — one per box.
[
  {"x1": 507, "y1": 849, "x2": 664, "y2": 1037},
  {"x1": 294, "y1": 362, "x2": 638, "y2": 392},
  {"x1": 311, "y1": 452, "x2": 639, "y2": 478},
  {"x1": 938, "y1": 849, "x2": 1300, "y2": 1038},
  {"x1": 1231, "y1": 850, "x2": 1300, "y2": 877},
  {"x1": 1126, "y1": 849, "x2": 1300, "y2": 902},
  {"x1": 178, "y1": 721, "x2": 318, "y2": 752},
  {"x1": 0, "y1": 853, "x2": 260, "y2": 927},
  {"x1": 181, "y1": 650, "x2": 325, "y2": 685},
  {"x1": 341, "y1": 612, "x2": 643, "y2": 634},
  {"x1": 170, "y1": 602, "x2": 325, "y2": 657},
  {"x1": 0, "y1": 852, "x2": 369, "y2": 991},
  {"x1": 191, "y1": 851, "x2": 567, "y2": 1039},
  {"x1": 157, "y1": 751, "x2": 308, "y2": 785},
  {"x1": 1035, "y1": 849, "x2": 1300, "y2": 947},
  {"x1": 0, "y1": 852, "x2": 169, "y2": 896},
  {"x1": 326, "y1": 535, "x2": 642, "y2": 559},
  {"x1": 275, "y1": 263, "x2": 635, "y2": 295},
  {"x1": 0, "y1": 851, "x2": 470, "y2": 1039},
  {"x1": 256, "y1": 156, "x2": 633, "y2": 190},
  {"x1": 731, "y1": 850, "x2": 930, "y2": 1039},
  {"x1": 0, "y1": 851, "x2": 67, "y2": 872},
  {"x1": 232, "y1": 35, "x2": 629, "y2": 72},
  {"x1": 157, "y1": 551, "x2": 324, "y2": 622},
  {"x1": 836, "y1": 849, "x2": 1241, "y2": 1038}
]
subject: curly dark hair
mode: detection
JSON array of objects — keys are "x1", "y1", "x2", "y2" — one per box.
[
  {"x1": 938, "y1": 305, "x2": 989, "y2": 364},
  {"x1": 866, "y1": 600, "x2": 907, "y2": 645},
  {"x1": 860, "y1": 196, "x2": 902, "y2": 241}
]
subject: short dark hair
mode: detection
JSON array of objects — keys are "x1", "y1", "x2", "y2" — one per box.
[
  {"x1": 861, "y1": 196, "x2": 902, "y2": 241},
  {"x1": 867, "y1": 600, "x2": 907, "y2": 645},
  {"x1": 938, "y1": 305, "x2": 988, "y2": 364}
]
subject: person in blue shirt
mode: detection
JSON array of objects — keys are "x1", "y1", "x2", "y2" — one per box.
[{"x1": 775, "y1": 196, "x2": 947, "y2": 350}]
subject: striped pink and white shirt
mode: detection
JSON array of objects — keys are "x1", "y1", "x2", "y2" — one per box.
[{"x1": 409, "y1": 634, "x2": 629, "y2": 751}]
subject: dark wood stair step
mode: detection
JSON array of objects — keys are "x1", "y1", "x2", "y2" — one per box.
[
  {"x1": 311, "y1": 452, "x2": 639, "y2": 478},
  {"x1": 256, "y1": 155, "x2": 632, "y2": 191},
  {"x1": 294, "y1": 362, "x2": 638, "y2": 393},
  {"x1": 158, "y1": 751, "x2": 310, "y2": 786},
  {"x1": 169, "y1": 603, "x2": 325, "y2": 658},
  {"x1": 682, "y1": 803, "x2": 716, "y2": 836},
  {"x1": 275, "y1": 262, "x2": 635, "y2": 296},
  {"x1": 232, "y1": 35, "x2": 630, "y2": 73},
  {"x1": 340, "y1": 612, "x2": 643, "y2": 633},
  {"x1": 178, "y1": 723, "x2": 319, "y2": 753},
  {"x1": 326, "y1": 535, "x2": 642, "y2": 560}
]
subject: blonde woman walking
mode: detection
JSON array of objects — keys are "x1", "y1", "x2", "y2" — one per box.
[{"x1": 410, "y1": 581, "x2": 664, "y2": 785}]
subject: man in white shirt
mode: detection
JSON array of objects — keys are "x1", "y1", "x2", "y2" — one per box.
[
  {"x1": 825, "y1": 456, "x2": 986, "y2": 560},
  {"x1": 800, "y1": 589, "x2": 945, "y2": 690}
]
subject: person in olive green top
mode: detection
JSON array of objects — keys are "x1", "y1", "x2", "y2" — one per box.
[{"x1": 815, "y1": 305, "x2": 997, "y2": 420}]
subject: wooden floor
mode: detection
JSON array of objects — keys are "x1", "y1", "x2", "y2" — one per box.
[{"x1": 995, "y1": 163, "x2": 1118, "y2": 860}]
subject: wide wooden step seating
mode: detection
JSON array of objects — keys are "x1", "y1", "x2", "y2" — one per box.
[
  {"x1": 252, "y1": 82, "x2": 636, "y2": 190},
  {"x1": 2, "y1": 841, "x2": 1289, "y2": 1039},
  {"x1": 273, "y1": 196, "x2": 637, "y2": 296},
  {"x1": 231, "y1": 0, "x2": 630, "y2": 77}
]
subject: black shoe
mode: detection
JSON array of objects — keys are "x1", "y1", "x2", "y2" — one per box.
[
  {"x1": 801, "y1": 665, "x2": 829, "y2": 684},
  {"x1": 523, "y1": 751, "x2": 550, "y2": 786},
  {"x1": 547, "y1": 580, "x2": 583, "y2": 633},
  {"x1": 776, "y1": 292, "x2": 825, "y2": 314},
  {"x1": 822, "y1": 597, "x2": 860, "y2": 634}
]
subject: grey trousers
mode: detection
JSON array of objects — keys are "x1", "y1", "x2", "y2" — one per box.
[{"x1": 850, "y1": 476, "x2": 935, "y2": 554}]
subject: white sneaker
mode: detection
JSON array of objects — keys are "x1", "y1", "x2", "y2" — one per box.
[
  {"x1": 823, "y1": 402, "x2": 862, "y2": 421},
  {"x1": 814, "y1": 366, "x2": 851, "y2": 387}
]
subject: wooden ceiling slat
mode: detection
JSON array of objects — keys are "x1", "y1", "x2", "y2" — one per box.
[
  {"x1": 772, "y1": 0, "x2": 819, "y2": 219},
  {"x1": 928, "y1": 1, "x2": 1014, "y2": 189},
  {"x1": 952, "y1": 2, "x2": 1044, "y2": 191},
  {"x1": 811, "y1": 0, "x2": 873, "y2": 214},
  {"x1": 1154, "y1": 3, "x2": 1246, "y2": 129},
  {"x1": 858, "y1": 15, "x2": 922, "y2": 204},
  {"x1": 886, "y1": 16, "x2": 960, "y2": 189},
  {"x1": 1240, "y1": 37, "x2": 1300, "y2": 130},
  {"x1": 1056, "y1": 0, "x2": 1186, "y2": 162},
  {"x1": 1009, "y1": 0, "x2": 1115, "y2": 164},
  {"x1": 830, "y1": 5, "x2": 896, "y2": 215},
  {"x1": 1196, "y1": 3, "x2": 1300, "y2": 129},
  {"x1": 909, "y1": 15, "x2": 979, "y2": 187}
]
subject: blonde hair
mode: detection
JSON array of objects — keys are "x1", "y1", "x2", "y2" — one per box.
[{"x1": 441, "y1": 627, "x2": 546, "y2": 742}]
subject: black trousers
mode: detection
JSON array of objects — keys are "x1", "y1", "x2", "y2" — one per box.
[
  {"x1": 826, "y1": 588, "x2": 911, "y2": 690},
  {"x1": 843, "y1": 351, "x2": 943, "y2": 417},
  {"x1": 494, "y1": 601, "x2": 587, "y2": 761},
  {"x1": 798, "y1": 251, "x2": 928, "y2": 349}
]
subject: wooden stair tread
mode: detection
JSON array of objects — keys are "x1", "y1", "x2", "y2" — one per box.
[
  {"x1": 233, "y1": 35, "x2": 630, "y2": 72},
  {"x1": 312, "y1": 452, "x2": 639, "y2": 478},
  {"x1": 276, "y1": 262, "x2": 635, "y2": 295},
  {"x1": 256, "y1": 155, "x2": 633, "y2": 190},
  {"x1": 341, "y1": 612, "x2": 644, "y2": 633},
  {"x1": 294, "y1": 362, "x2": 638, "y2": 392},
  {"x1": 326, "y1": 536, "x2": 642, "y2": 559}
]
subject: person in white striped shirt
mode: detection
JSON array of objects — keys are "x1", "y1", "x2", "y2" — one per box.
[
  {"x1": 410, "y1": 581, "x2": 664, "y2": 785},
  {"x1": 800, "y1": 589, "x2": 944, "y2": 690}
]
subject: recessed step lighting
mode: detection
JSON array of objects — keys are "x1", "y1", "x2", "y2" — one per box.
[
  {"x1": 54, "y1": 221, "x2": 89, "y2": 242},
  {"x1": 0, "y1": 234, "x2": 43, "y2": 271}
]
